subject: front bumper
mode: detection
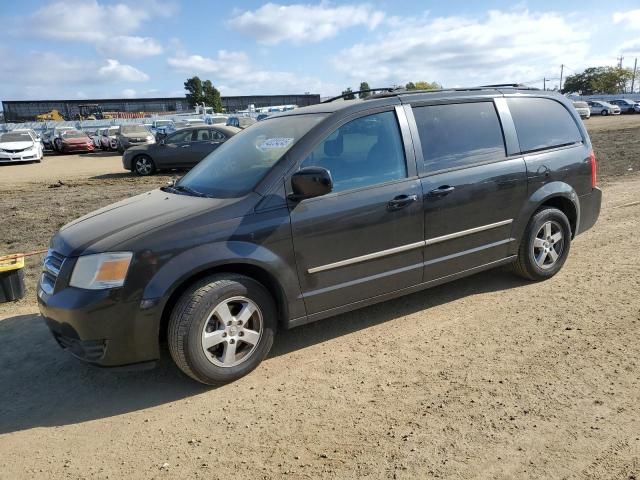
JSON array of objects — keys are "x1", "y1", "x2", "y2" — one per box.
[
  {"x1": 38, "y1": 272, "x2": 162, "y2": 367},
  {"x1": 577, "y1": 187, "x2": 602, "y2": 235},
  {"x1": 0, "y1": 149, "x2": 41, "y2": 162},
  {"x1": 62, "y1": 144, "x2": 95, "y2": 153}
]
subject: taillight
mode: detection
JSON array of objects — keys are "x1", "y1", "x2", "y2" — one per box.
[{"x1": 589, "y1": 150, "x2": 597, "y2": 188}]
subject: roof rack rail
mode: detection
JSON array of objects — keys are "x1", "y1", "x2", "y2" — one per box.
[
  {"x1": 322, "y1": 87, "x2": 399, "y2": 103},
  {"x1": 478, "y1": 83, "x2": 540, "y2": 90}
]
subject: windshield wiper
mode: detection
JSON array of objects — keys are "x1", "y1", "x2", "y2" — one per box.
[{"x1": 172, "y1": 185, "x2": 211, "y2": 198}]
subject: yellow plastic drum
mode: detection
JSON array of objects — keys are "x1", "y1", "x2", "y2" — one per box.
[{"x1": 0, "y1": 255, "x2": 26, "y2": 302}]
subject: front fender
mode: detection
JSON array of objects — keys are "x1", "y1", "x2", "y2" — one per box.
[
  {"x1": 142, "y1": 240, "x2": 305, "y2": 322},
  {"x1": 510, "y1": 181, "x2": 580, "y2": 253}
]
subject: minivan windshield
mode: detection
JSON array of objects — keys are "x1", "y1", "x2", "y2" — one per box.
[{"x1": 177, "y1": 113, "x2": 326, "y2": 198}]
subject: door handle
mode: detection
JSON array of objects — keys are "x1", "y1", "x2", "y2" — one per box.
[
  {"x1": 387, "y1": 194, "x2": 418, "y2": 211},
  {"x1": 427, "y1": 185, "x2": 455, "y2": 197},
  {"x1": 180, "y1": 145, "x2": 190, "y2": 148}
]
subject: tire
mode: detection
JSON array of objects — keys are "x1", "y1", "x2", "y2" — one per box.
[
  {"x1": 133, "y1": 155, "x2": 156, "y2": 176},
  {"x1": 512, "y1": 207, "x2": 572, "y2": 281},
  {"x1": 168, "y1": 274, "x2": 277, "y2": 385},
  {"x1": 601, "y1": 110, "x2": 608, "y2": 116}
]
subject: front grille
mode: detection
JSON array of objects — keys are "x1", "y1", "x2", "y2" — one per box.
[
  {"x1": 1, "y1": 147, "x2": 28, "y2": 153},
  {"x1": 41, "y1": 250, "x2": 66, "y2": 294}
]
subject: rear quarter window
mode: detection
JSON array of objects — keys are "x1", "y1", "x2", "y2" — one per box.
[{"x1": 507, "y1": 97, "x2": 582, "y2": 153}]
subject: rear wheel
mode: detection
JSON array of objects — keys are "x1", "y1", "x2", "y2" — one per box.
[
  {"x1": 168, "y1": 274, "x2": 277, "y2": 385},
  {"x1": 133, "y1": 155, "x2": 155, "y2": 176},
  {"x1": 512, "y1": 207, "x2": 571, "y2": 281}
]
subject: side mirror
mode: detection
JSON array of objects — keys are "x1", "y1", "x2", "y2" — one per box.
[{"x1": 289, "y1": 167, "x2": 333, "y2": 201}]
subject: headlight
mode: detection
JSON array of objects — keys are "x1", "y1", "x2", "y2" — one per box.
[
  {"x1": 146, "y1": 135, "x2": 155, "y2": 142},
  {"x1": 69, "y1": 252, "x2": 133, "y2": 290}
]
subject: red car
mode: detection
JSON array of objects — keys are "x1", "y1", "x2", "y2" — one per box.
[{"x1": 59, "y1": 130, "x2": 95, "y2": 153}]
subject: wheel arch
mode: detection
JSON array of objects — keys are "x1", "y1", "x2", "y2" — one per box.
[
  {"x1": 157, "y1": 261, "x2": 290, "y2": 344},
  {"x1": 511, "y1": 181, "x2": 580, "y2": 254}
]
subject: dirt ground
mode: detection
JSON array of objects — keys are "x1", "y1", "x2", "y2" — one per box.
[{"x1": 0, "y1": 116, "x2": 639, "y2": 479}]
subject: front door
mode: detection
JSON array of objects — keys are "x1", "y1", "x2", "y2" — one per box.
[
  {"x1": 155, "y1": 128, "x2": 196, "y2": 168},
  {"x1": 408, "y1": 100, "x2": 528, "y2": 282},
  {"x1": 288, "y1": 108, "x2": 424, "y2": 315}
]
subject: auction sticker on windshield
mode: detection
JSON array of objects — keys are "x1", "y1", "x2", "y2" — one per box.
[{"x1": 258, "y1": 137, "x2": 294, "y2": 151}]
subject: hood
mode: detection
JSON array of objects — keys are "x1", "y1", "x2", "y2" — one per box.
[
  {"x1": 51, "y1": 188, "x2": 254, "y2": 257},
  {"x1": 0, "y1": 141, "x2": 34, "y2": 150}
]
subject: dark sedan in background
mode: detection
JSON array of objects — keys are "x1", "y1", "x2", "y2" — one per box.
[{"x1": 122, "y1": 125, "x2": 241, "y2": 175}]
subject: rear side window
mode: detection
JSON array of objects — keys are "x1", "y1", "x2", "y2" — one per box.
[
  {"x1": 412, "y1": 102, "x2": 506, "y2": 172},
  {"x1": 506, "y1": 98, "x2": 582, "y2": 153}
]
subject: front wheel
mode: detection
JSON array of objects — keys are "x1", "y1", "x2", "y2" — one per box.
[
  {"x1": 168, "y1": 274, "x2": 277, "y2": 385},
  {"x1": 601, "y1": 110, "x2": 608, "y2": 116},
  {"x1": 133, "y1": 155, "x2": 156, "y2": 176},
  {"x1": 512, "y1": 208, "x2": 572, "y2": 281}
]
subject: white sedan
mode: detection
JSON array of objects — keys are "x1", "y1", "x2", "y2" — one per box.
[{"x1": 0, "y1": 130, "x2": 43, "y2": 163}]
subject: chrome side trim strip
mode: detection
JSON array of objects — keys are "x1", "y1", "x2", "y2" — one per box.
[
  {"x1": 307, "y1": 219, "x2": 513, "y2": 274},
  {"x1": 307, "y1": 241, "x2": 425, "y2": 274},
  {"x1": 424, "y1": 219, "x2": 513, "y2": 246}
]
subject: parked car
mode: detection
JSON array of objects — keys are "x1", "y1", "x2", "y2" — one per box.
[
  {"x1": 174, "y1": 118, "x2": 206, "y2": 129},
  {"x1": 38, "y1": 87, "x2": 601, "y2": 385},
  {"x1": 57, "y1": 130, "x2": 95, "y2": 154},
  {"x1": 100, "y1": 126, "x2": 119, "y2": 150},
  {"x1": 572, "y1": 101, "x2": 591, "y2": 119},
  {"x1": 226, "y1": 116, "x2": 256, "y2": 129},
  {"x1": 587, "y1": 100, "x2": 620, "y2": 116},
  {"x1": 92, "y1": 129, "x2": 104, "y2": 148},
  {"x1": 204, "y1": 115, "x2": 228, "y2": 125},
  {"x1": 0, "y1": 130, "x2": 43, "y2": 163},
  {"x1": 51, "y1": 126, "x2": 76, "y2": 152},
  {"x1": 256, "y1": 113, "x2": 270, "y2": 121},
  {"x1": 150, "y1": 119, "x2": 176, "y2": 138},
  {"x1": 122, "y1": 125, "x2": 240, "y2": 175},
  {"x1": 609, "y1": 98, "x2": 638, "y2": 114},
  {"x1": 116, "y1": 124, "x2": 155, "y2": 153}
]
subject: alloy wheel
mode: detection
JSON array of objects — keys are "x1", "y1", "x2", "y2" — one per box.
[
  {"x1": 201, "y1": 296, "x2": 263, "y2": 368},
  {"x1": 532, "y1": 220, "x2": 564, "y2": 270}
]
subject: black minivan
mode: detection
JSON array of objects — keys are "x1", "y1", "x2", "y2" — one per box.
[{"x1": 38, "y1": 86, "x2": 601, "y2": 385}]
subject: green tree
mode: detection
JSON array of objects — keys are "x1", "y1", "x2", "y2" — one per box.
[
  {"x1": 202, "y1": 80, "x2": 223, "y2": 112},
  {"x1": 359, "y1": 81, "x2": 371, "y2": 98},
  {"x1": 342, "y1": 87, "x2": 355, "y2": 100},
  {"x1": 563, "y1": 67, "x2": 634, "y2": 95},
  {"x1": 414, "y1": 81, "x2": 441, "y2": 90},
  {"x1": 405, "y1": 82, "x2": 416, "y2": 90},
  {"x1": 184, "y1": 76, "x2": 203, "y2": 107}
]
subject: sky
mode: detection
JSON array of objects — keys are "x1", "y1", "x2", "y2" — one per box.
[{"x1": 1, "y1": 0, "x2": 640, "y2": 101}]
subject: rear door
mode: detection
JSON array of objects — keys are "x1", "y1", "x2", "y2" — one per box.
[
  {"x1": 406, "y1": 99, "x2": 528, "y2": 282},
  {"x1": 288, "y1": 107, "x2": 424, "y2": 315}
]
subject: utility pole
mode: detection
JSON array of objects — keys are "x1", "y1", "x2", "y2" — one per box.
[
  {"x1": 543, "y1": 77, "x2": 546, "y2": 91},
  {"x1": 632, "y1": 58, "x2": 638, "y2": 93},
  {"x1": 617, "y1": 56, "x2": 624, "y2": 68},
  {"x1": 559, "y1": 64, "x2": 564, "y2": 93}
]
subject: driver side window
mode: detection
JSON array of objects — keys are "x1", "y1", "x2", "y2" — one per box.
[{"x1": 300, "y1": 111, "x2": 407, "y2": 193}]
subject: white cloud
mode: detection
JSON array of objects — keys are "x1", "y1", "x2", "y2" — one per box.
[
  {"x1": 333, "y1": 10, "x2": 592, "y2": 87},
  {"x1": 167, "y1": 50, "x2": 339, "y2": 95},
  {"x1": 228, "y1": 2, "x2": 384, "y2": 45},
  {"x1": 22, "y1": 0, "x2": 151, "y2": 42},
  {"x1": 0, "y1": 50, "x2": 149, "y2": 99},
  {"x1": 98, "y1": 59, "x2": 149, "y2": 82},
  {"x1": 97, "y1": 36, "x2": 163, "y2": 58},
  {"x1": 122, "y1": 88, "x2": 137, "y2": 98},
  {"x1": 612, "y1": 9, "x2": 640, "y2": 29}
]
